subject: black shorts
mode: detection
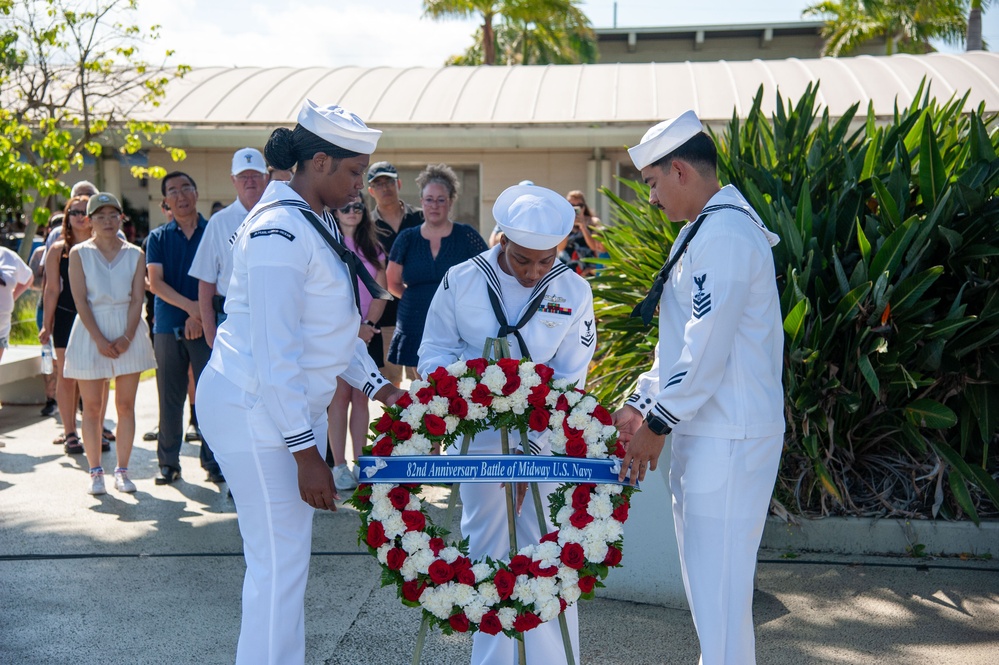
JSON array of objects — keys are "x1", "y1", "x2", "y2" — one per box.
[
  {"x1": 53, "y1": 307, "x2": 76, "y2": 349},
  {"x1": 367, "y1": 331, "x2": 384, "y2": 369}
]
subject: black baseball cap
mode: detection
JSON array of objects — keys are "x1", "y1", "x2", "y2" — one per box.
[{"x1": 366, "y1": 161, "x2": 398, "y2": 183}]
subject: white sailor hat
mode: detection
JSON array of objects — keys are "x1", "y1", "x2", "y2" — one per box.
[
  {"x1": 492, "y1": 184, "x2": 575, "y2": 250},
  {"x1": 628, "y1": 110, "x2": 704, "y2": 170},
  {"x1": 296, "y1": 99, "x2": 381, "y2": 154}
]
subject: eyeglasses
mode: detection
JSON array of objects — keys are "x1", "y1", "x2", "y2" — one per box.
[
  {"x1": 165, "y1": 184, "x2": 196, "y2": 198},
  {"x1": 572, "y1": 205, "x2": 584, "y2": 213},
  {"x1": 421, "y1": 197, "x2": 449, "y2": 207},
  {"x1": 67, "y1": 209, "x2": 87, "y2": 217},
  {"x1": 339, "y1": 203, "x2": 364, "y2": 214},
  {"x1": 235, "y1": 173, "x2": 266, "y2": 183}
]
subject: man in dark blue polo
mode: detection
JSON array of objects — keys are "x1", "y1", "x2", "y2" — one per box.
[{"x1": 146, "y1": 171, "x2": 223, "y2": 485}]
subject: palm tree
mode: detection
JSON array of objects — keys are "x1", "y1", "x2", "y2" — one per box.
[
  {"x1": 424, "y1": 0, "x2": 596, "y2": 66},
  {"x1": 804, "y1": 0, "x2": 967, "y2": 56},
  {"x1": 966, "y1": 0, "x2": 992, "y2": 50}
]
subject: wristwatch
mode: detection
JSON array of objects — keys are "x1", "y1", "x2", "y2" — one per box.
[
  {"x1": 644, "y1": 412, "x2": 672, "y2": 436},
  {"x1": 363, "y1": 320, "x2": 376, "y2": 327}
]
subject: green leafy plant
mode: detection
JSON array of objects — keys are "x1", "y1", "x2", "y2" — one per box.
[{"x1": 590, "y1": 82, "x2": 999, "y2": 524}]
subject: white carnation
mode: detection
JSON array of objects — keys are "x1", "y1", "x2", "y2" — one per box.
[
  {"x1": 518, "y1": 360, "x2": 536, "y2": 376},
  {"x1": 465, "y1": 601, "x2": 488, "y2": 624},
  {"x1": 533, "y1": 577, "x2": 558, "y2": 599},
  {"x1": 498, "y1": 607, "x2": 518, "y2": 630},
  {"x1": 371, "y1": 484, "x2": 391, "y2": 500},
  {"x1": 376, "y1": 544, "x2": 392, "y2": 565},
  {"x1": 566, "y1": 412, "x2": 589, "y2": 430},
  {"x1": 451, "y1": 583, "x2": 475, "y2": 607},
  {"x1": 583, "y1": 540, "x2": 609, "y2": 563},
  {"x1": 382, "y1": 514, "x2": 407, "y2": 539},
  {"x1": 565, "y1": 391, "x2": 582, "y2": 407},
  {"x1": 440, "y1": 547, "x2": 461, "y2": 564},
  {"x1": 552, "y1": 379, "x2": 572, "y2": 391},
  {"x1": 445, "y1": 416, "x2": 460, "y2": 434},
  {"x1": 588, "y1": 494, "x2": 613, "y2": 519},
  {"x1": 539, "y1": 598, "x2": 561, "y2": 622},
  {"x1": 483, "y1": 366, "x2": 506, "y2": 392},
  {"x1": 447, "y1": 360, "x2": 468, "y2": 376},
  {"x1": 472, "y1": 563, "x2": 493, "y2": 583},
  {"x1": 562, "y1": 584, "x2": 581, "y2": 605},
  {"x1": 556, "y1": 505, "x2": 573, "y2": 525},
  {"x1": 429, "y1": 396, "x2": 450, "y2": 417},
  {"x1": 410, "y1": 379, "x2": 431, "y2": 393},
  {"x1": 466, "y1": 403, "x2": 489, "y2": 420},
  {"x1": 458, "y1": 377, "x2": 477, "y2": 398},
  {"x1": 478, "y1": 582, "x2": 500, "y2": 605},
  {"x1": 578, "y1": 396, "x2": 597, "y2": 413},
  {"x1": 401, "y1": 531, "x2": 431, "y2": 554},
  {"x1": 492, "y1": 396, "x2": 512, "y2": 413}
]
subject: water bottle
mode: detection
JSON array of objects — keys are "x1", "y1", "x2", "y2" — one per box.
[{"x1": 41, "y1": 341, "x2": 54, "y2": 374}]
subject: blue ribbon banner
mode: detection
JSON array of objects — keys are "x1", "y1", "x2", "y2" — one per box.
[{"x1": 357, "y1": 455, "x2": 638, "y2": 487}]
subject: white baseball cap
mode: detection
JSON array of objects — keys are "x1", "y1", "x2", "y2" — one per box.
[
  {"x1": 492, "y1": 184, "x2": 575, "y2": 250},
  {"x1": 231, "y1": 148, "x2": 267, "y2": 176},
  {"x1": 296, "y1": 99, "x2": 381, "y2": 154},
  {"x1": 628, "y1": 110, "x2": 704, "y2": 170}
]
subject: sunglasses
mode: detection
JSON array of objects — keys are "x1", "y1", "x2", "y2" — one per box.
[{"x1": 339, "y1": 203, "x2": 365, "y2": 214}]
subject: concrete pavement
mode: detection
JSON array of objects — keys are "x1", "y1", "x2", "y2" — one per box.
[{"x1": 1, "y1": 377, "x2": 998, "y2": 664}]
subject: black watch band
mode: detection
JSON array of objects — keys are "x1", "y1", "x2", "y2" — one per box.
[
  {"x1": 645, "y1": 413, "x2": 672, "y2": 436},
  {"x1": 363, "y1": 320, "x2": 375, "y2": 327}
]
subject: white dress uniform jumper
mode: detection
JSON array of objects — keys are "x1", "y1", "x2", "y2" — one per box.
[
  {"x1": 419, "y1": 245, "x2": 595, "y2": 664},
  {"x1": 626, "y1": 185, "x2": 785, "y2": 665},
  {"x1": 196, "y1": 181, "x2": 387, "y2": 665}
]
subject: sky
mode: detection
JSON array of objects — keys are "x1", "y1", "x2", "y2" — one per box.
[{"x1": 132, "y1": 0, "x2": 999, "y2": 69}]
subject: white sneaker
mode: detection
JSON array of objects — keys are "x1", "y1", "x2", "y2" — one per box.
[
  {"x1": 333, "y1": 464, "x2": 357, "y2": 491},
  {"x1": 351, "y1": 464, "x2": 360, "y2": 483},
  {"x1": 89, "y1": 471, "x2": 106, "y2": 495},
  {"x1": 114, "y1": 469, "x2": 137, "y2": 493}
]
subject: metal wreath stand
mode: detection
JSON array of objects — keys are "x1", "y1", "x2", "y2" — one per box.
[{"x1": 405, "y1": 336, "x2": 576, "y2": 665}]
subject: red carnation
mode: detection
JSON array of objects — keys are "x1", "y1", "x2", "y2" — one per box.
[
  {"x1": 428, "y1": 560, "x2": 455, "y2": 585},
  {"x1": 560, "y1": 542, "x2": 585, "y2": 570},
  {"x1": 365, "y1": 521, "x2": 389, "y2": 548},
  {"x1": 466, "y1": 358, "x2": 487, "y2": 375},
  {"x1": 527, "y1": 384, "x2": 550, "y2": 409},
  {"x1": 614, "y1": 440, "x2": 626, "y2": 459},
  {"x1": 528, "y1": 408, "x2": 550, "y2": 432},
  {"x1": 535, "y1": 363, "x2": 555, "y2": 384},
  {"x1": 449, "y1": 613, "x2": 470, "y2": 633},
  {"x1": 612, "y1": 501, "x2": 629, "y2": 523},
  {"x1": 603, "y1": 545, "x2": 623, "y2": 567},
  {"x1": 569, "y1": 509, "x2": 594, "y2": 529},
  {"x1": 402, "y1": 510, "x2": 426, "y2": 532},
  {"x1": 395, "y1": 393, "x2": 413, "y2": 409},
  {"x1": 540, "y1": 530, "x2": 560, "y2": 544},
  {"x1": 529, "y1": 560, "x2": 558, "y2": 577},
  {"x1": 416, "y1": 386, "x2": 436, "y2": 404},
  {"x1": 555, "y1": 394, "x2": 571, "y2": 412},
  {"x1": 388, "y1": 486, "x2": 411, "y2": 510},
  {"x1": 571, "y1": 484, "x2": 592, "y2": 510},
  {"x1": 508, "y1": 555, "x2": 532, "y2": 576},
  {"x1": 392, "y1": 421, "x2": 413, "y2": 441},
  {"x1": 371, "y1": 437, "x2": 394, "y2": 457},
  {"x1": 479, "y1": 610, "x2": 503, "y2": 635},
  {"x1": 448, "y1": 397, "x2": 469, "y2": 418},
  {"x1": 429, "y1": 366, "x2": 449, "y2": 383},
  {"x1": 402, "y1": 580, "x2": 427, "y2": 602},
  {"x1": 354, "y1": 485, "x2": 372, "y2": 504},
  {"x1": 578, "y1": 575, "x2": 597, "y2": 594},
  {"x1": 436, "y1": 375, "x2": 459, "y2": 399},
  {"x1": 494, "y1": 569, "x2": 516, "y2": 600},
  {"x1": 565, "y1": 437, "x2": 587, "y2": 458},
  {"x1": 424, "y1": 414, "x2": 447, "y2": 437},
  {"x1": 592, "y1": 404, "x2": 613, "y2": 426},
  {"x1": 471, "y1": 384, "x2": 493, "y2": 407},
  {"x1": 374, "y1": 413, "x2": 394, "y2": 433},
  {"x1": 496, "y1": 357, "x2": 520, "y2": 376},
  {"x1": 559, "y1": 598, "x2": 567, "y2": 613},
  {"x1": 501, "y1": 375, "x2": 521, "y2": 396},
  {"x1": 513, "y1": 612, "x2": 542, "y2": 633},
  {"x1": 429, "y1": 537, "x2": 445, "y2": 555},
  {"x1": 386, "y1": 547, "x2": 407, "y2": 571}
]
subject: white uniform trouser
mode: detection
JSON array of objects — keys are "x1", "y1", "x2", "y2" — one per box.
[
  {"x1": 197, "y1": 366, "x2": 325, "y2": 665},
  {"x1": 670, "y1": 433, "x2": 783, "y2": 665},
  {"x1": 461, "y1": 432, "x2": 580, "y2": 665}
]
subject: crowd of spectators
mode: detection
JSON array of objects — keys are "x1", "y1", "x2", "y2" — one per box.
[{"x1": 7, "y1": 158, "x2": 601, "y2": 495}]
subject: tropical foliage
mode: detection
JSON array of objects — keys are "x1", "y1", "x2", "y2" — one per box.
[
  {"x1": 423, "y1": 0, "x2": 597, "y2": 66},
  {"x1": 804, "y1": 0, "x2": 968, "y2": 55},
  {"x1": 589, "y1": 84, "x2": 999, "y2": 523},
  {"x1": 0, "y1": 0, "x2": 188, "y2": 257}
]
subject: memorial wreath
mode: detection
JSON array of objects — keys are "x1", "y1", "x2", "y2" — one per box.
[{"x1": 348, "y1": 357, "x2": 636, "y2": 637}]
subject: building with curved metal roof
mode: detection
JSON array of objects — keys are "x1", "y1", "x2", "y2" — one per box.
[{"x1": 107, "y1": 51, "x2": 998, "y2": 230}]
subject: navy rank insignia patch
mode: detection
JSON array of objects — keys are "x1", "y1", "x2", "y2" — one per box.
[
  {"x1": 692, "y1": 273, "x2": 711, "y2": 319},
  {"x1": 249, "y1": 228, "x2": 295, "y2": 242},
  {"x1": 580, "y1": 319, "x2": 595, "y2": 347}
]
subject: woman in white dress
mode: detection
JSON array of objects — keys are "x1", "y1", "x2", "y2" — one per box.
[{"x1": 64, "y1": 193, "x2": 156, "y2": 495}]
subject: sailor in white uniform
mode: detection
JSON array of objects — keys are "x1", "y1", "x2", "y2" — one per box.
[
  {"x1": 419, "y1": 184, "x2": 595, "y2": 665},
  {"x1": 196, "y1": 99, "x2": 403, "y2": 665},
  {"x1": 613, "y1": 111, "x2": 785, "y2": 665}
]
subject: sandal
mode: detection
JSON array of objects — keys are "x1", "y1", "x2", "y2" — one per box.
[
  {"x1": 101, "y1": 435, "x2": 111, "y2": 452},
  {"x1": 102, "y1": 428, "x2": 116, "y2": 442},
  {"x1": 63, "y1": 432, "x2": 84, "y2": 455},
  {"x1": 53, "y1": 433, "x2": 66, "y2": 445}
]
